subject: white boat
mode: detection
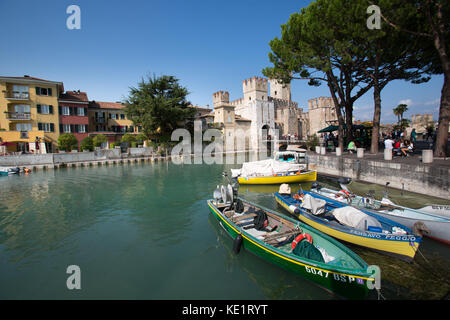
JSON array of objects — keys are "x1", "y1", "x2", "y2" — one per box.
[
  {"x1": 309, "y1": 179, "x2": 450, "y2": 245},
  {"x1": 231, "y1": 148, "x2": 307, "y2": 179}
]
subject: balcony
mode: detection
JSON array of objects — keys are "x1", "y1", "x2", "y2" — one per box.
[
  {"x1": 95, "y1": 117, "x2": 106, "y2": 123},
  {"x1": 4, "y1": 112, "x2": 32, "y2": 120},
  {"x1": 3, "y1": 91, "x2": 30, "y2": 100}
]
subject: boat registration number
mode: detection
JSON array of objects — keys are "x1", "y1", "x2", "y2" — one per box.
[{"x1": 304, "y1": 266, "x2": 364, "y2": 284}]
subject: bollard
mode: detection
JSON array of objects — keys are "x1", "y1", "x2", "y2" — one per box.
[
  {"x1": 315, "y1": 146, "x2": 320, "y2": 154},
  {"x1": 357, "y1": 148, "x2": 364, "y2": 158},
  {"x1": 422, "y1": 149, "x2": 433, "y2": 163},
  {"x1": 320, "y1": 146, "x2": 326, "y2": 155},
  {"x1": 335, "y1": 147, "x2": 342, "y2": 156},
  {"x1": 384, "y1": 148, "x2": 392, "y2": 160}
]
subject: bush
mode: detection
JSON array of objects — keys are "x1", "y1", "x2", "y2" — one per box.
[
  {"x1": 135, "y1": 133, "x2": 147, "y2": 143},
  {"x1": 80, "y1": 137, "x2": 94, "y2": 152},
  {"x1": 110, "y1": 142, "x2": 116, "y2": 149},
  {"x1": 121, "y1": 133, "x2": 136, "y2": 144},
  {"x1": 306, "y1": 134, "x2": 320, "y2": 151},
  {"x1": 131, "y1": 142, "x2": 137, "y2": 148},
  {"x1": 58, "y1": 133, "x2": 78, "y2": 152},
  {"x1": 93, "y1": 134, "x2": 107, "y2": 147}
]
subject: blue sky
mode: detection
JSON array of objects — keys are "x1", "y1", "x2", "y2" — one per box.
[{"x1": 0, "y1": 0, "x2": 443, "y2": 123}]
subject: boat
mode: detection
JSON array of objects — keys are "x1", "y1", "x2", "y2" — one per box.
[
  {"x1": 238, "y1": 169, "x2": 317, "y2": 185},
  {"x1": 309, "y1": 179, "x2": 450, "y2": 245},
  {"x1": 0, "y1": 167, "x2": 20, "y2": 176},
  {"x1": 207, "y1": 183, "x2": 378, "y2": 299},
  {"x1": 274, "y1": 185, "x2": 422, "y2": 261}
]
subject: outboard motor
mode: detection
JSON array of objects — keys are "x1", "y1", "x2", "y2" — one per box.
[
  {"x1": 338, "y1": 177, "x2": 352, "y2": 193},
  {"x1": 311, "y1": 182, "x2": 321, "y2": 191},
  {"x1": 213, "y1": 185, "x2": 222, "y2": 203}
]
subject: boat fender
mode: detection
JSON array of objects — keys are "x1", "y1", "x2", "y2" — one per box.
[
  {"x1": 289, "y1": 205, "x2": 299, "y2": 213},
  {"x1": 291, "y1": 233, "x2": 313, "y2": 250},
  {"x1": 233, "y1": 234, "x2": 243, "y2": 254}
]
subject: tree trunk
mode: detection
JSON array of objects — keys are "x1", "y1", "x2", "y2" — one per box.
[
  {"x1": 434, "y1": 73, "x2": 449, "y2": 157},
  {"x1": 344, "y1": 102, "x2": 354, "y2": 145},
  {"x1": 371, "y1": 83, "x2": 382, "y2": 154}
]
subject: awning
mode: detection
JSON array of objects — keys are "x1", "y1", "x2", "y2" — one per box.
[
  {"x1": 317, "y1": 124, "x2": 371, "y2": 133},
  {"x1": 0, "y1": 142, "x2": 17, "y2": 146}
]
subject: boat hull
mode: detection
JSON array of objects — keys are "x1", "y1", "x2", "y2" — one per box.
[
  {"x1": 275, "y1": 193, "x2": 421, "y2": 262},
  {"x1": 207, "y1": 199, "x2": 373, "y2": 299},
  {"x1": 311, "y1": 188, "x2": 450, "y2": 245},
  {"x1": 238, "y1": 170, "x2": 317, "y2": 185}
]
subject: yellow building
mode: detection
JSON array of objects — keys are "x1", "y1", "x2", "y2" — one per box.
[
  {"x1": 0, "y1": 75, "x2": 64, "y2": 153},
  {"x1": 88, "y1": 101, "x2": 141, "y2": 146}
]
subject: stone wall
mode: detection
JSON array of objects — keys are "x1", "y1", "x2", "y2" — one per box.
[{"x1": 307, "y1": 153, "x2": 450, "y2": 200}]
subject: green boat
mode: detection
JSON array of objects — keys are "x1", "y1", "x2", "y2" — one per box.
[{"x1": 207, "y1": 184, "x2": 378, "y2": 299}]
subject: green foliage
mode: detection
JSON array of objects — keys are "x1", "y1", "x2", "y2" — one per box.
[
  {"x1": 121, "y1": 133, "x2": 136, "y2": 144},
  {"x1": 58, "y1": 133, "x2": 78, "y2": 151},
  {"x1": 80, "y1": 137, "x2": 94, "y2": 152},
  {"x1": 306, "y1": 134, "x2": 320, "y2": 151},
  {"x1": 123, "y1": 74, "x2": 195, "y2": 139},
  {"x1": 110, "y1": 142, "x2": 116, "y2": 149},
  {"x1": 393, "y1": 104, "x2": 409, "y2": 123},
  {"x1": 135, "y1": 133, "x2": 147, "y2": 143},
  {"x1": 93, "y1": 134, "x2": 107, "y2": 147}
]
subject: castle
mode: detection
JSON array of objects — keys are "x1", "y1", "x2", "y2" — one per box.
[{"x1": 208, "y1": 76, "x2": 337, "y2": 151}]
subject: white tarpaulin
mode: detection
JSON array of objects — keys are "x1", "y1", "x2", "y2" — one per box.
[
  {"x1": 238, "y1": 159, "x2": 302, "y2": 178},
  {"x1": 332, "y1": 206, "x2": 382, "y2": 231},
  {"x1": 301, "y1": 194, "x2": 326, "y2": 215}
]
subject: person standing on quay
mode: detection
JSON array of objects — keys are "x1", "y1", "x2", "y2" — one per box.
[{"x1": 410, "y1": 128, "x2": 417, "y2": 143}]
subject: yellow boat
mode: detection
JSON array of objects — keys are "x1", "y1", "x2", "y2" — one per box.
[{"x1": 238, "y1": 170, "x2": 317, "y2": 185}]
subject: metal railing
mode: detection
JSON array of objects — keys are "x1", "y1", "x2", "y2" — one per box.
[
  {"x1": 4, "y1": 112, "x2": 32, "y2": 120},
  {"x1": 3, "y1": 91, "x2": 30, "y2": 100}
]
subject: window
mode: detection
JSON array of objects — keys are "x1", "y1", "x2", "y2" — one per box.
[
  {"x1": 110, "y1": 113, "x2": 118, "y2": 120},
  {"x1": 37, "y1": 104, "x2": 53, "y2": 114},
  {"x1": 14, "y1": 105, "x2": 31, "y2": 113},
  {"x1": 16, "y1": 123, "x2": 32, "y2": 131},
  {"x1": 78, "y1": 125, "x2": 87, "y2": 133},
  {"x1": 120, "y1": 114, "x2": 125, "y2": 120},
  {"x1": 77, "y1": 107, "x2": 86, "y2": 116},
  {"x1": 36, "y1": 87, "x2": 52, "y2": 96},
  {"x1": 38, "y1": 123, "x2": 55, "y2": 132},
  {"x1": 63, "y1": 124, "x2": 71, "y2": 133},
  {"x1": 62, "y1": 106, "x2": 70, "y2": 115},
  {"x1": 12, "y1": 85, "x2": 29, "y2": 98}
]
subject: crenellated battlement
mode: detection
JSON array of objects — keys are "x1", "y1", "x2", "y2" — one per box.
[
  {"x1": 269, "y1": 96, "x2": 298, "y2": 109},
  {"x1": 212, "y1": 90, "x2": 230, "y2": 108},
  {"x1": 308, "y1": 97, "x2": 335, "y2": 110},
  {"x1": 242, "y1": 77, "x2": 268, "y2": 93}
]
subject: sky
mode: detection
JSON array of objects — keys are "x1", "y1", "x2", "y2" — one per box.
[{"x1": 0, "y1": 0, "x2": 443, "y2": 124}]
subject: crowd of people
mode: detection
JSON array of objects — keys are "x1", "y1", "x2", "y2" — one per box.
[{"x1": 383, "y1": 129, "x2": 416, "y2": 157}]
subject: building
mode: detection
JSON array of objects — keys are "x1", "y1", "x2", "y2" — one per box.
[
  {"x1": 307, "y1": 97, "x2": 338, "y2": 138},
  {"x1": 58, "y1": 90, "x2": 90, "y2": 149},
  {"x1": 88, "y1": 101, "x2": 141, "y2": 146},
  {"x1": 0, "y1": 75, "x2": 64, "y2": 153}
]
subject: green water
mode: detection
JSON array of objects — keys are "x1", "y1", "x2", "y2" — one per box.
[{"x1": 0, "y1": 160, "x2": 449, "y2": 300}]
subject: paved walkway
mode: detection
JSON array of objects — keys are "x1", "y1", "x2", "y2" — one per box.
[{"x1": 308, "y1": 139, "x2": 450, "y2": 168}]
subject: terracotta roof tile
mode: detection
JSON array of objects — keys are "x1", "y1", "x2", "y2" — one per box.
[
  {"x1": 59, "y1": 91, "x2": 89, "y2": 102},
  {"x1": 89, "y1": 101, "x2": 125, "y2": 110}
]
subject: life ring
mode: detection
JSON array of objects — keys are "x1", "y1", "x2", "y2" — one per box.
[{"x1": 291, "y1": 233, "x2": 313, "y2": 250}]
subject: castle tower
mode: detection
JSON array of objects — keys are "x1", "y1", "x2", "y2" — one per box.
[
  {"x1": 269, "y1": 79, "x2": 291, "y2": 101},
  {"x1": 212, "y1": 91, "x2": 229, "y2": 108},
  {"x1": 242, "y1": 77, "x2": 268, "y2": 102}
]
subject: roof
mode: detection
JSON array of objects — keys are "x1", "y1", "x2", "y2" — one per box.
[
  {"x1": 235, "y1": 114, "x2": 251, "y2": 122},
  {"x1": 59, "y1": 90, "x2": 89, "y2": 103},
  {"x1": 89, "y1": 101, "x2": 125, "y2": 110},
  {"x1": 0, "y1": 75, "x2": 64, "y2": 89}
]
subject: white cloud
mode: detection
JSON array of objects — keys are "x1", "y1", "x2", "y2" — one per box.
[{"x1": 398, "y1": 99, "x2": 413, "y2": 106}]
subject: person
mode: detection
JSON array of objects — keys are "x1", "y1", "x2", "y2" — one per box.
[
  {"x1": 347, "y1": 140, "x2": 357, "y2": 153},
  {"x1": 410, "y1": 128, "x2": 417, "y2": 143},
  {"x1": 384, "y1": 137, "x2": 394, "y2": 149},
  {"x1": 400, "y1": 140, "x2": 409, "y2": 157}
]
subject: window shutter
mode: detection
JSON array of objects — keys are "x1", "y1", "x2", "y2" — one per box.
[
  {"x1": 48, "y1": 88, "x2": 52, "y2": 96},
  {"x1": 38, "y1": 123, "x2": 43, "y2": 130},
  {"x1": 36, "y1": 87, "x2": 40, "y2": 95},
  {"x1": 49, "y1": 105, "x2": 53, "y2": 114},
  {"x1": 50, "y1": 123, "x2": 55, "y2": 132},
  {"x1": 37, "y1": 104, "x2": 41, "y2": 114},
  {"x1": 58, "y1": 106, "x2": 62, "y2": 114},
  {"x1": 60, "y1": 124, "x2": 63, "y2": 133}
]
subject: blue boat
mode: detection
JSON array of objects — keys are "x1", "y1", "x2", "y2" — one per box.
[{"x1": 274, "y1": 188, "x2": 422, "y2": 262}]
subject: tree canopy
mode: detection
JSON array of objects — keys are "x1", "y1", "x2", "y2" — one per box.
[{"x1": 123, "y1": 74, "x2": 195, "y2": 141}]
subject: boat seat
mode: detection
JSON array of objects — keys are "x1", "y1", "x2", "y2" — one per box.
[{"x1": 231, "y1": 213, "x2": 257, "y2": 223}]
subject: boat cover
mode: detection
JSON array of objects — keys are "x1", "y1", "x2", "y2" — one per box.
[
  {"x1": 279, "y1": 184, "x2": 291, "y2": 195},
  {"x1": 239, "y1": 159, "x2": 302, "y2": 178},
  {"x1": 301, "y1": 194, "x2": 326, "y2": 215},
  {"x1": 331, "y1": 206, "x2": 382, "y2": 231}
]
